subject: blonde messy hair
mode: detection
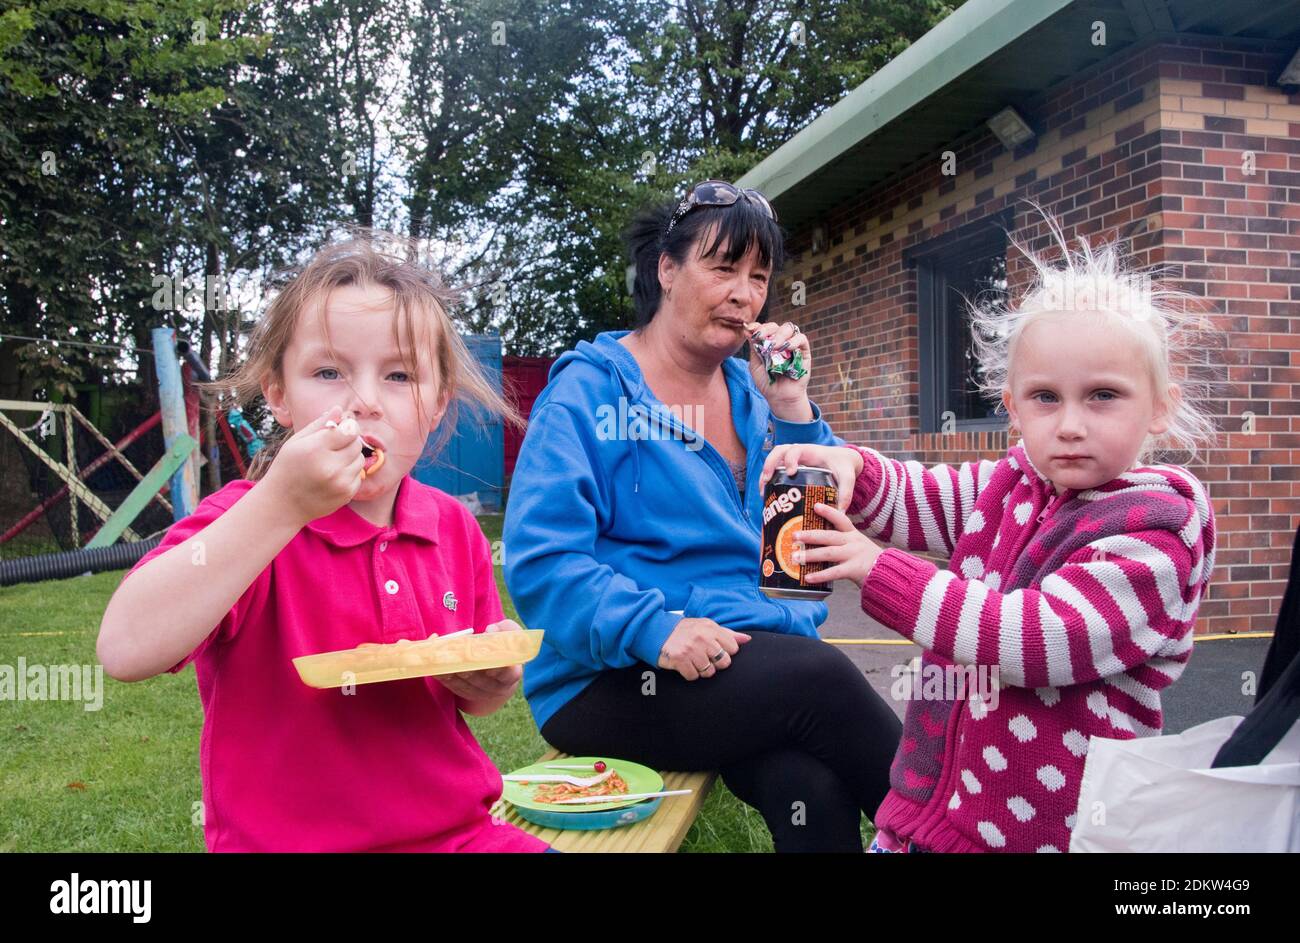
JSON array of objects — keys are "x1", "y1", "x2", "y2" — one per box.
[
  {"x1": 205, "y1": 233, "x2": 522, "y2": 480},
  {"x1": 969, "y1": 208, "x2": 1220, "y2": 466}
]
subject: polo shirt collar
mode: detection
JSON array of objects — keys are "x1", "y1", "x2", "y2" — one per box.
[{"x1": 306, "y1": 476, "x2": 442, "y2": 547}]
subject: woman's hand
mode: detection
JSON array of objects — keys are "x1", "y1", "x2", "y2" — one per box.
[
  {"x1": 745, "y1": 320, "x2": 812, "y2": 422},
  {"x1": 759, "y1": 444, "x2": 863, "y2": 510},
  {"x1": 261, "y1": 405, "x2": 364, "y2": 527},
  {"x1": 795, "y1": 503, "x2": 886, "y2": 588},
  {"x1": 439, "y1": 619, "x2": 525, "y2": 715},
  {"x1": 658, "y1": 617, "x2": 751, "y2": 681}
]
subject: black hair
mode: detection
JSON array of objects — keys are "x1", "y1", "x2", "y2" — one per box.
[{"x1": 622, "y1": 193, "x2": 786, "y2": 328}]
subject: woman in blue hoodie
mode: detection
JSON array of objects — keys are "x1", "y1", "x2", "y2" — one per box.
[{"x1": 504, "y1": 183, "x2": 902, "y2": 851}]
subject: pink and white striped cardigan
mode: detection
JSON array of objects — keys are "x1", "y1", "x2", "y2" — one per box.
[{"x1": 847, "y1": 440, "x2": 1216, "y2": 853}]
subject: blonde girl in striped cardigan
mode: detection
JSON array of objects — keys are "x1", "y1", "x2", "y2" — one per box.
[{"x1": 760, "y1": 214, "x2": 1220, "y2": 852}]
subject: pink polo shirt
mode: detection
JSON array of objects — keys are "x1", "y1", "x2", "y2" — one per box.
[{"x1": 124, "y1": 475, "x2": 548, "y2": 853}]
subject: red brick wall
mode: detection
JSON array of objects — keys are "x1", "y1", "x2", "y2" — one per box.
[{"x1": 769, "y1": 37, "x2": 1300, "y2": 634}]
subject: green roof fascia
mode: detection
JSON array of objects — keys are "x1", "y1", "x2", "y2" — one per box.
[{"x1": 737, "y1": 0, "x2": 1077, "y2": 204}]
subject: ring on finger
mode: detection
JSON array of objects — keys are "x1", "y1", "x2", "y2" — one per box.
[
  {"x1": 709, "y1": 648, "x2": 726, "y2": 663},
  {"x1": 694, "y1": 663, "x2": 711, "y2": 675}
]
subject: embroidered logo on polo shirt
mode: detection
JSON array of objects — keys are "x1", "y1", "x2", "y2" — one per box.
[{"x1": 443, "y1": 591, "x2": 458, "y2": 612}]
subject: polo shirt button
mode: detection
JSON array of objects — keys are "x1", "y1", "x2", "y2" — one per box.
[
  {"x1": 379, "y1": 541, "x2": 388, "y2": 552},
  {"x1": 384, "y1": 580, "x2": 399, "y2": 595}
]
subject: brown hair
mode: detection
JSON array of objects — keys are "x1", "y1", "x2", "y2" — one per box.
[{"x1": 202, "y1": 233, "x2": 522, "y2": 480}]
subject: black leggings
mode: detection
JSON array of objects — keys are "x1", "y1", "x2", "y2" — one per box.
[{"x1": 540, "y1": 631, "x2": 902, "y2": 852}]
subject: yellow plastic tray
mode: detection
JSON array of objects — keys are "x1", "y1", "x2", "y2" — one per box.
[{"x1": 292, "y1": 629, "x2": 544, "y2": 689}]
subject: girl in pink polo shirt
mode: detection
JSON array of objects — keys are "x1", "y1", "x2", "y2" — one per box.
[{"x1": 98, "y1": 238, "x2": 549, "y2": 852}]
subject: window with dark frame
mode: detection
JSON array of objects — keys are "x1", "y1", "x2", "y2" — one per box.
[{"x1": 908, "y1": 212, "x2": 1012, "y2": 434}]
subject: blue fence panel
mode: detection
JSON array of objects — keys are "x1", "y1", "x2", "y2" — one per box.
[{"x1": 411, "y1": 334, "x2": 504, "y2": 510}]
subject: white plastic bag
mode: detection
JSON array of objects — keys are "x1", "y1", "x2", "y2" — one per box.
[{"x1": 1069, "y1": 715, "x2": 1300, "y2": 852}]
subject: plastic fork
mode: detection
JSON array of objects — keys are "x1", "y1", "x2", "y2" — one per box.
[
  {"x1": 502, "y1": 769, "x2": 615, "y2": 787},
  {"x1": 544, "y1": 762, "x2": 606, "y2": 770}
]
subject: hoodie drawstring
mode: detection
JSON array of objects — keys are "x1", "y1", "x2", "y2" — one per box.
[{"x1": 605, "y1": 360, "x2": 641, "y2": 493}]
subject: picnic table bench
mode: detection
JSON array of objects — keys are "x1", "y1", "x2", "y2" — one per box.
[{"x1": 498, "y1": 749, "x2": 716, "y2": 852}]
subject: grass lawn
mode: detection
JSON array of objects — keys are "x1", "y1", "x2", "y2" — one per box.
[{"x1": 3, "y1": 514, "x2": 860, "y2": 852}]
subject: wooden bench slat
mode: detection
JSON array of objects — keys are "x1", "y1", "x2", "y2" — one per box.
[{"x1": 502, "y1": 750, "x2": 716, "y2": 852}]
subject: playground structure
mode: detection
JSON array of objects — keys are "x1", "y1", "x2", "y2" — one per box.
[
  {"x1": 3, "y1": 327, "x2": 505, "y2": 585},
  {"x1": 0, "y1": 329, "x2": 261, "y2": 586}
]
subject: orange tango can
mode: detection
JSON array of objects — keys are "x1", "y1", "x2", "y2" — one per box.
[{"x1": 759, "y1": 465, "x2": 837, "y2": 600}]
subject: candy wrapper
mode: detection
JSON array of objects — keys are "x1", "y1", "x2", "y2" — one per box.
[{"x1": 751, "y1": 332, "x2": 807, "y2": 382}]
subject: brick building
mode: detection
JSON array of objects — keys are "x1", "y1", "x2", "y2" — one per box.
[{"x1": 740, "y1": 0, "x2": 1300, "y2": 634}]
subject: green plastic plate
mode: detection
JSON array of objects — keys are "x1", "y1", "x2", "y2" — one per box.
[{"x1": 502, "y1": 756, "x2": 663, "y2": 813}]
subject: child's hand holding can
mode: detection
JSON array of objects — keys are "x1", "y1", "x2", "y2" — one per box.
[{"x1": 792, "y1": 503, "x2": 885, "y2": 589}]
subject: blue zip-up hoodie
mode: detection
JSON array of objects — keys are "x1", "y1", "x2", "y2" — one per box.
[{"x1": 503, "y1": 330, "x2": 842, "y2": 730}]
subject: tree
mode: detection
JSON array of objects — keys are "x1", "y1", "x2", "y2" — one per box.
[
  {"x1": 1, "y1": 0, "x2": 966, "y2": 378},
  {"x1": 0, "y1": 1, "x2": 265, "y2": 400},
  {"x1": 454, "y1": 0, "x2": 962, "y2": 355}
]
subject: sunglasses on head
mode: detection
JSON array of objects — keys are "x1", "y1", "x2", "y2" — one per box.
[{"x1": 665, "y1": 180, "x2": 778, "y2": 235}]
